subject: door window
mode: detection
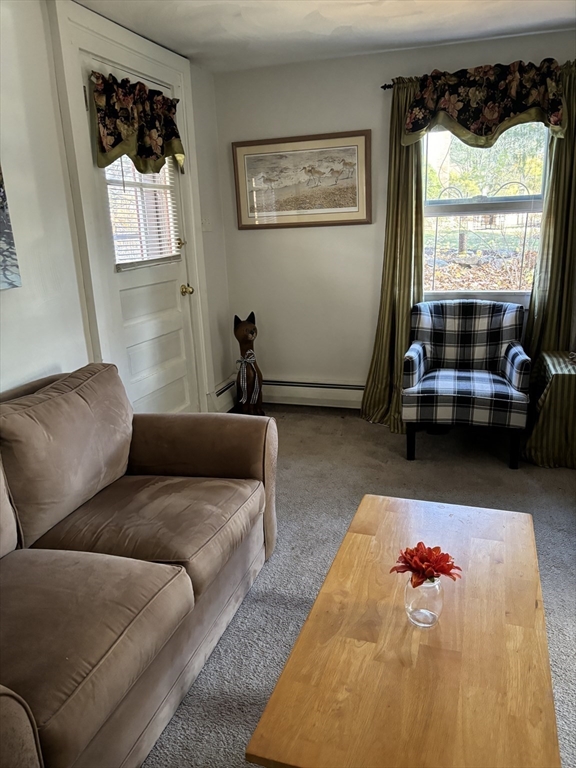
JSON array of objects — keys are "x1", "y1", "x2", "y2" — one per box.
[{"x1": 104, "y1": 155, "x2": 181, "y2": 270}]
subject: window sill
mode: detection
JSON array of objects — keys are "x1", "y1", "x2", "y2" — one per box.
[
  {"x1": 115, "y1": 255, "x2": 181, "y2": 272},
  {"x1": 424, "y1": 290, "x2": 531, "y2": 309}
]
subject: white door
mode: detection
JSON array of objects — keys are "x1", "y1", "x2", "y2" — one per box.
[
  {"x1": 52, "y1": 3, "x2": 207, "y2": 413},
  {"x1": 87, "y1": 60, "x2": 199, "y2": 414}
]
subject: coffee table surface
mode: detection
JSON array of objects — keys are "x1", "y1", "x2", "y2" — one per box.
[{"x1": 246, "y1": 495, "x2": 560, "y2": 768}]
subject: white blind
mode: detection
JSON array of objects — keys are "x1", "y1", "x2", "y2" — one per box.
[{"x1": 105, "y1": 155, "x2": 180, "y2": 266}]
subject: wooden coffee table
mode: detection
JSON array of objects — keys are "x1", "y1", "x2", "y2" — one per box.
[{"x1": 246, "y1": 495, "x2": 560, "y2": 768}]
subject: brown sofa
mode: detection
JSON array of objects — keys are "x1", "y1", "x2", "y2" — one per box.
[{"x1": 0, "y1": 363, "x2": 278, "y2": 768}]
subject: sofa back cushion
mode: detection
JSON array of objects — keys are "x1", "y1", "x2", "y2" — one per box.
[
  {"x1": 411, "y1": 300, "x2": 524, "y2": 371},
  {"x1": 0, "y1": 374, "x2": 64, "y2": 403},
  {"x1": 0, "y1": 460, "x2": 19, "y2": 558},
  {"x1": 0, "y1": 364, "x2": 132, "y2": 546}
]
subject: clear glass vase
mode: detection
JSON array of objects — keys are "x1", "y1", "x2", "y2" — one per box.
[{"x1": 404, "y1": 577, "x2": 444, "y2": 628}]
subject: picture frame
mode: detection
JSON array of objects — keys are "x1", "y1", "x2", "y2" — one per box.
[{"x1": 232, "y1": 130, "x2": 371, "y2": 230}]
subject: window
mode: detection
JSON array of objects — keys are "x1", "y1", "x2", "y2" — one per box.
[
  {"x1": 424, "y1": 123, "x2": 548, "y2": 292},
  {"x1": 104, "y1": 155, "x2": 180, "y2": 269}
]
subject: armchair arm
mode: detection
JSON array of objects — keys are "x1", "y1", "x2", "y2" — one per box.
[
  {"x1": 128, "y1": 413, "x2": 278, "y2": 559},
  {"x1": 403, "y1": 341, "x2": 429, "y2": 390},
  {"x1": 500, "y1": 342, "x2": 531, "y2": 394},
  {"x1": 0, "y1": 685, "x2": 43, "y2": 768}
]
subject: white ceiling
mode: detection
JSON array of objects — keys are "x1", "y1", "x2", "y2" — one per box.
[{"x1": 75, "y1": 0, "x2": 576, "y2": 72}]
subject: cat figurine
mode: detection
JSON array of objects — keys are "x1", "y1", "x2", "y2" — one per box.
[{"x1": 234, "y1": 312, "x2": 265, "y2": 416}]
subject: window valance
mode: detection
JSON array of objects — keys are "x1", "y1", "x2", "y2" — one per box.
[
  {"x1": 402, "y1": 58, "x2": 565, "y2": 147},
  {"x1": 91, "y1": 71, "x2": 185, "y2": 175}
]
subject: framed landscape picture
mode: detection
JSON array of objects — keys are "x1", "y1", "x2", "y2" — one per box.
[{"x1": 232, "y1": 130, "x2": 371, "y2": 229}]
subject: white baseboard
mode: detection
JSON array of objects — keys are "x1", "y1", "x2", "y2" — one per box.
[
  {"x1": 263, "y1": 383, "x2": 363, "y2": 409},
  {"x1": 209, "y1": 379, "x2": 365, "y2": 411}
]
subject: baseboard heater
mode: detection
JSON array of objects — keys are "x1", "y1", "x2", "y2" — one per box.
[
  {"x1": 263, "y1": 380, "x2": 364, "y2": 391},
  {"x1": 215, "y1": 381, "x2": 235, "y2": 397},
  {"x1": 216, "y1": 379, "x2": 365, "y2": 399}
]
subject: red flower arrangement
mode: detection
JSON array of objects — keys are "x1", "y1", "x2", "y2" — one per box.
[{"x1": 390, "y1": 542, "x2": 462, "y2": 588}]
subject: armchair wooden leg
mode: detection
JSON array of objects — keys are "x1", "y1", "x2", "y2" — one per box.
[
  {"x1": 509, "y1": 430, "x2": 520, "y2": 470},
  {"x1": 406, "y1": 423, "x2": 416, "y2": 461}
]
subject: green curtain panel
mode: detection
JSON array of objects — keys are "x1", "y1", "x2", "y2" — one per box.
[
  {"x1": 525, "y1": 61, "x2": 576, "y2": 359},
  {"x1": 91, "y1": 71, "x2": 185, "y2": 175},
  {"x1": 361, "y1": 78, "x2": 423, "y2": 433},
  {"x1": 402, "y1": 59, "x2": 565, "y2": 148}
]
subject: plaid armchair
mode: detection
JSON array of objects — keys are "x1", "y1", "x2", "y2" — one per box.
[{"x1": 402, "y1": 300, "x2": 530, "y2": 468}]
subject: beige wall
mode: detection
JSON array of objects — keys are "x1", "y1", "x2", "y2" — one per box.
[
  {"x1": 0, "y1": 0, "x2": 90, "y2": 391},
  {"x1": 214, "y1": 30, "x2": 576, "y2": 406}
]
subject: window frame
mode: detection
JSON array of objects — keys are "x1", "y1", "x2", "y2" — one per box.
[
  {"x1": 424, "y1": 195, "x2": 544, "y2": 218},
  {"x1": 423, "y1": 289, "x2": 532, "y2": 310}
]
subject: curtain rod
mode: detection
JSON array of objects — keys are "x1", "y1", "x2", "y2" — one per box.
[{"x1": 381, "y1": 83, "x2": 394, "y2": 90}]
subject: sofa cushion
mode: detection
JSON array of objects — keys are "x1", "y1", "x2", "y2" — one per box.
[
  {"x1": 0, "y1": 364, "x2": 133, "y2": 546},
  {"x1": 33, "y1": 475, "x2": 265, "y2": 597},
  {"x1": 0, "y1": 461, "x2": 18, "y2": 558},
  {"x1": 0, "y1": 373, "x2": 64, "y2": 403},
  {"x1": 0, "y1": 548, "x2": 193, "y2": 768}
]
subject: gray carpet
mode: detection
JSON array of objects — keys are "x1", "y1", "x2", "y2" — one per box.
[{"x1": 144, "y1": 405, "x2": 576, "y2": 768}]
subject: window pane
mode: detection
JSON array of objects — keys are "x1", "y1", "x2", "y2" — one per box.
[
  {"x1": 104, "y1": 156, "x2": 179, "y2": 266},
  {"x1": 425, "y1": 122, "x2": 547, "y2": 202},
  {"x1": 106, "y1": 185, "x2": 178, "y2": 264},
  {"x1": 424, "y1": 122, "x2": 547, "y2": 292},
  {"x1": 424, "y1": 212, "x2": 542, "y2": 292}
]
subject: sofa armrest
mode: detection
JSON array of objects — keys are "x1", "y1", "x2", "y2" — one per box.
[
  {"x1": 128, "y1": 413, "x2": 278, "y2": 559},
  {"x1": 0, "y1": 685, "x2": 43, "y2": 768},
  {"x1": 500, "y1": 342, "x2": 531, "y2": 394},
  {"x1": 403, "y1": 341, "x2": 429, "y2": 390}
]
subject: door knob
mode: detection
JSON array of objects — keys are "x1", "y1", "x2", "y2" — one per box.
[{"x1": 180, "y1": 284, "x2": 195, "y2": 296}]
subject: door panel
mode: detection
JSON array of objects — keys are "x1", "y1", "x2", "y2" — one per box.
[
  {"x1": 118, "y1": 262, "x2": 193, "y2": 412},
  {"x1": 119, "y1": 279, "x2": 176, "y2": 322},
  {"x1": 127, "y1": 331, "x2": 182, "y2": 378},
  {"x1": 133, "y1": 378, "x2": 189, "y2": 414}
]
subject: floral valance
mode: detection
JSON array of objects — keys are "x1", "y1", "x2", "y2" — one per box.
[
  {"x1": 402, "y1": 58, "x2": 565, "y2": 147},
  {"x1": 91, "y1": 71, "x2": 185, "y2": 174}
]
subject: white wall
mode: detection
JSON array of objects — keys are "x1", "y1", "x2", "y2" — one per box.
[
  {"x1": 0, "y1": 0, "x2": 90, "y2": 391},
  {"x1": 214, "y1": 30, "x2": 576, "y2": 406},
  {"x1": 189, "y1": 64, "x2": 233, "y2": 393}
]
